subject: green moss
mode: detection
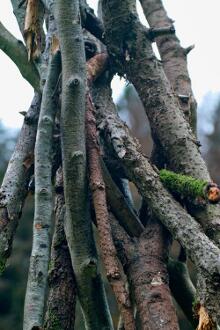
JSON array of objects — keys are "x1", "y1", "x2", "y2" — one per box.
[{"x1": 159, "y1": 169, "x2": 207, "y2": 200}]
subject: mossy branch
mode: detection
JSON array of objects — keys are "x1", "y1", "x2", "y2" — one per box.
[{"x1": 159, "y1": 169, "x2": 220, "y2": 204}]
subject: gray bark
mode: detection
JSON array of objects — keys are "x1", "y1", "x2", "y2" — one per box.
[
  {"x1": 23, "y1": 51, "x2": 61, "y2": 330},
  {"x1": 0, "y1": 94, "x2": 40, "y2": 273},
  {"x1": 53, "y1": 0, "x2": 113, "y2": 328}
]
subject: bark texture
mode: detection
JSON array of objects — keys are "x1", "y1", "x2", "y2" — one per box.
[
  {"x1": 44, "y1": 168, "x2": 76, "y2": 330},
  {"x1": 101, "y1": 0, "x2": 220, "y2": 248},
  {"x1": 86, "y1": 93, "x2": 135, "y2": 330},
  {"x1": 139, "y1": 0, "x2": 197, "y2": 131},
  {"x1": 54, "y1": 1, "x2": 113, "y2": 328},
  {"x1": 0, "y1": 94, "x2": 40, "y2": 273},
  {"x1": 23, "y1": 51, "x2": 61, "y2": 330}
]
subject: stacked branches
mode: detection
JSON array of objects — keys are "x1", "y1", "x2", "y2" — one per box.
[{"x1": 0, "y1": 0, "x2": 219, "y2": 329}]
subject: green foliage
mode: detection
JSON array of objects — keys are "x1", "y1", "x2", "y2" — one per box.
[{"x1": 159, "y1": 169, "x2": 207, "y2": 200}]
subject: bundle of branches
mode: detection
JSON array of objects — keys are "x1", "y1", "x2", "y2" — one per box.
[{"x1": 1, "y1": 0, "x2": 220, "y2": 329}]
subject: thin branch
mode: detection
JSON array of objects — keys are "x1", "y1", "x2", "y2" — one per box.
[
  {"x1": 0, "y1": 22, "x2": 40, "y2": 91},
  {"x1": 23, "y1": 51, "x2": 61, "y2": 330},
  {"x1": 0, "y1": 93, "x2": 41, "y2": 273},
  {"x1": 86, "y1": 92, "x2": 135, "y2": 330},
  {"x1": 54, "y1": 1, "x2": 113, "y2": 329},
  {"x1": 101, "y1": 160, "x2": 144, "y2": 237},
  {"x1": 44, "y1": 168, "x2": 76, "y2": 330}
]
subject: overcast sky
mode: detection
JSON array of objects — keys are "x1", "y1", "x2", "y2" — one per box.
[{"x1": 1, "y1": 1, "x2": 220, "y2": 128}]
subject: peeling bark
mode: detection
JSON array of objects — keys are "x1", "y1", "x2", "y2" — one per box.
[
  {"x1": 0, "y1": 94, "x2": 41, "y2": 273},
  {"x1": 23, "y1": 51, "x2": 61, "y2": 330},
  {"x1": 44, "y1": 168, "x2": 76, "y2": 330},
  {"x1": 54, "y1": 1, "x2": 113, "y2": 328}
]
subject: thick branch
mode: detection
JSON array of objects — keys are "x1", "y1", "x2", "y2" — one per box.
[
  {"x1": 0, "y1": 94, "x2": 40, "y2": 273},
  {"x1": 139, "y1": 0, "x2": 197, "y2": 131},
  {"x1": 86, "y1": 93, "x2": 135, "y2": 330},
  {"x1": 44, "y1": 168, "x2": 76, "y2": 330},
  {"x1": 0, "y1": 22, "x2": 40, "y2": 91},
  {"x1": 101, "y1": 0, "x2": 220, "y2": 250},
  {"x1": 54, "y1": 1, "x2": 113, "y2": 329},
  {"x1": 23, "y1": 51, "x2": 61, "y2": 330}
]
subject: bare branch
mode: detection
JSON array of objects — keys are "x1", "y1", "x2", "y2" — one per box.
[
  {"x1": 0, "y1": 22, "x2": 40, "y2": 91},
  {"x1": 54, "y1": 1, "x2": 113, "y2": 328},
  {"x1": 23, "y1": 51, "x2": 61, "y2": 330},
  {"x1": 0, "y1": 94, "x2": 40, "y2": 273},
  {"x1": 44, "y1": 168, "x2": 76, "y2": 330}
]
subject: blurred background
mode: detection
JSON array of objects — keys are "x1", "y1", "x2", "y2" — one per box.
[{"x1": 1, "y1": 0, "x2": 220, "y2": 329}]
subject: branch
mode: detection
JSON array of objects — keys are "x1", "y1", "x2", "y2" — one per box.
[
  {"x1": 44, "y1": 168, "x2": 76, "y2": 330},
  {"x1": 110, "y1": 213, "x2": 179, "y2": 330},
  {"x1": 101, "y1": 0, "x2": 220, "y2": 251},
  {"x1": 0, "y1": 94, "x2": 40, "y2": 273},
  {"x1": 147, "y1": 26, "x2": 175, "y2": 41},
  {"x1": 54, "y1": 1, "x2": 113, "y2": 329},
  {"x1": 168, "y1": 259, "x2": 197, "y2": 328},
  {"x1": 139, "y1": 0, "x2": 197, "y2": 131},
  {"x1": 101, "y1": 160, "x2": 144, "y2": 237},
  {"x1": 95, "y1": 79, "x2": 220, "y2": 322},
  {"x1": 0, "y1": 22, "x2": 40, "y2": 91},
  {"x1": 86, "y1": 93, "x2": 135, "y2": 330},
  {"x1": 160, "y1": 169, "x2": 220, "y2": 204},
  {"x1": 23, "y1": 51, "x2": 61, "y2": 330}
]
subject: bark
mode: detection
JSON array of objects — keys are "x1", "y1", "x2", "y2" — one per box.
[
  {"x1": 110, "y1": 213, "x2": 179, "y2": 330},
  {"x1": 139, "y1": 0, "x2": 197, "y2": 132},
  {"x1": 94, "y1": 78, "x2": 220, "y2": 322},
  {"x1": 101, "y1": 160, "x2": 144, "y2": 237},
  {"x1": 23, "y1": 51, "x2": 61, "y2": 330},
  {"x1": 54, "y1": 1, "x2": 113, "y2": 329},
  {"x1": 44, "y1": 168, "x2": 76, "y2": 330},
  {"x1": 101, "y1": 0, "x2": 220, "y2": 256},
  {"x1": 0, "y1": 21, "x2": 40, "y2": 91},
  {"x1": 0, "y1": 94, "x2": 40, "y2": 273},
  {"x1": 86, "y1": 92, "x2": 135, "y2": 330}
]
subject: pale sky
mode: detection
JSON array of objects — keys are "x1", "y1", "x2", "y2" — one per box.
[{"x1": 1, "y1": 1, "x2": 220, "y2": 128}]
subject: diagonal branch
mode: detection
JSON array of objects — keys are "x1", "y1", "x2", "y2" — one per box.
[
  {"x1": 23, "y1": 51, "x2": 61, "y2": 330},
  {"x1": 0, "y1": 22, "x2": 40, "y2": 91}
]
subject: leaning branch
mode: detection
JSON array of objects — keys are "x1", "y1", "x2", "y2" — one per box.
[
  {"x1": 23, "y1": 51, "x2": 61, "y2": 330},
  {"x1": 54, "y1": 1, "x2": 113, "y2": 328},
  {"x1": 139, "y1": 0, "x2": 197, "y2": 131},
  {"x1": 0, "y1": 94, "x2": 40, "y2": 273},
  {"x1": 0, "y1": 22, "x2": 40, "y2": 91}
]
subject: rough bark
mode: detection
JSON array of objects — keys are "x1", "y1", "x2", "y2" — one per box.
[
  {"x1": 139, "y1": 0, "x2": 197, "y2": 132},
  {"x1": 0, "y1": 94, "x2": 41, "y2": 273},
  {"x1": 0, "y1": 21, "x2": 40, "y2": 91},
  {"x1": 86, "y1": 92, "x2": 135, "y2": 330},
  {"x1": 54, "y1": 1, "x2": 113, "y2": 329},
  {"x1": 94, "y1": 78, "x2": 220, "y2": 322},
  {"x1": 101, "y1": 0, "x2": 220, "y2": 254},
  {"x1": 110, "y1": 213, "x2": 179, "y2": 330},
  {"x1": 23, "y1": 51, "x2": 61, "y2": 330},
  {"x1": 44, "y1": 168, "x2": 76, "y2": 330}
]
